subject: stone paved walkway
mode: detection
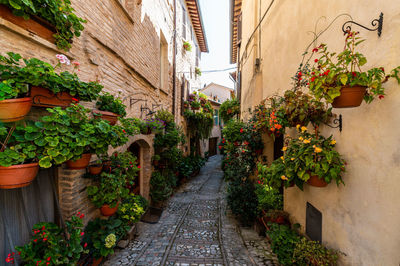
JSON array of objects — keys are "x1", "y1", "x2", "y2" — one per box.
[{"x1": 105, "y1": 155, "x2": 278, "y2": 266}]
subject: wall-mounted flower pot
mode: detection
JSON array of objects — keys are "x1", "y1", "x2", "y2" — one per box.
[
  {"x1": 0, "y1": 97, "x2": 32, "y2": 122},
  {"x1": 91, "y1": 257, "x2": 103, "y2": 266},
  {"x1": 0, "y1": 163, "x2": 39, "y2": 189},
  {"x1": 100, "y1": 202, "x2": 119, "y2": 216},
  {"x1": 0, "y1": 4, "x2": 56, "y2": 43},
  {"x1": 332, "y1": 85, "x2": 367, "y2": 108},
  {"x1": 307, "y1": 174, "x2": 328, "y2": 187},
  {"x1": 66, "y1": 153, "x2": 92, "y2": 170},
  {"x1": 31, "y1": 86, "x2": 76, "y2": 108},
  {"x1": 93, "y1": 110, "x2": 119, "y2": 125},
  {"x1": 89, "y1": 164, "x2": 103, "y2": 175}
]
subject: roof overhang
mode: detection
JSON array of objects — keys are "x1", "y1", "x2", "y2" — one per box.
[
  {"x1": 185, "y1": 0, "x2": 209, "y2": 53},
  {"x1": 230, "y1": 0, "x2": 242, "y2": 63}
]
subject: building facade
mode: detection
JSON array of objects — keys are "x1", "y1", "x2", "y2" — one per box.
[
  {"x1": 0, "y1": 0, "x2": 207, "y2": 262},
  {"x1": 230, "y1": 0, "x2": 400, "y2": 265}
]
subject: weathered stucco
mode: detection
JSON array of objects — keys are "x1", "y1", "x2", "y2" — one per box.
[{"x1": 238, "y1": 0, "x2": 400, "y2": 265}]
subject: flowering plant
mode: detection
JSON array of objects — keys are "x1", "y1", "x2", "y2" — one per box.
[
  {"x1": 219, "y1": 98, "x2": 240, "y2": 122},
  {"x1": 96, "y1": 92, "x2": 127, "y2": 117},
  {"x1": 0, "y1": 0, "x2": 86, "y2": 51},
  {"x1": 117, "y1": 194, "x2": 147, "y2": 225},
  {"x1": 139, "y1": 118, "x2": 165, "y2": 134},
  {"x1": 307, "y1": 31, "x2": 400, "y2": 103},
  {"x1": 7, "y1": 214, "x2": 88, "y2": 265},
  {"x1": 183, "y1": 40, "x2": 192, "y2": 51}
]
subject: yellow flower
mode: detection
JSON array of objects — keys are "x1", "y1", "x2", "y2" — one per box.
[
  {"x1": 313, "y1": 145, "x2": 316, "y2": 148},
  {"x1": 59, "y1": 7, "x2": 62, "y2": 11},
  {"x1": 314, "y1": 147, "x2": 323, "y2": 153},
  {"x1": 291, "y1": 157, "x2": 295, "y2": 161},
  {"x1": 282, "y1": 146, "x2": 287, "y2": 151},
  {"x1": 330, "y1": 139, "x2": 336, "y2": 145},
  {"x1": 280, "y1": 156, "x2": 284, "y2": 161},
  {"x1": 301, "y1": 126, "x2": 307, "y2": 132},
  {"x1": 281, "y1": 175, "x2": 288, "y2": 180},
  {"x1": 296, "y1": 124, "x2": 301, "y2": 130},
  {"x1": 303, "y1": 139, "x2": 311, "y2": 144},
  {"x1": 299, "y1": 137, "x2": 304, "y2": 141}
]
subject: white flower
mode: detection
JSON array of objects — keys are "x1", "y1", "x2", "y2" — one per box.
[{"x1": 56, "y1": 54, "x2": 70, "y2": 65}]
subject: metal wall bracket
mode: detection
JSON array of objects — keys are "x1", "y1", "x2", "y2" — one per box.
[
  {"x1": 342, "y1": 12, "x2": 383, "y2": 37},
  {"x1": 324, "y1": 114, "x2": 342, "y2": 132}
]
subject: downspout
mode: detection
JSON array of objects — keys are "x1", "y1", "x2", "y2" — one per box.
[{"x1": 172, "y1": 0, "x2": 177, "y2": 119}]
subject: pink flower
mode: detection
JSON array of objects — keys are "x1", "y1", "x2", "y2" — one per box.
[
  {"x1": 138, "y1": 165, "x2": 141, "y2": 169},
  {"x1": 56, "y1": 54, "x2": 70, "y2": 65},
  {"x1": 81, "y1": 232, "x2": 85, "y2": 236},
  {"x1": 84, "y1": 243, "x2": 88, "y2": 248},
  {"x1": 72, "y1": 61, "x2": 80, "y2": 66}
]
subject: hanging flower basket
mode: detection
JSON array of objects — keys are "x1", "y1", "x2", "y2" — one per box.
[
  {"x1": 0, "y1": 97, "x2": 32, "y2": 122},
  {"x1": 307, "y1": 174, "x2": 328, "y2": 187},
  {"x1": 93, "y1": 110, "x2": 119, "y2": 125},
  {"x1": 31, "y1": 86, "x2": 77, "y2": 108},
  {"x1": 0, "y1": 163, "x2": 39, "y2": 189},
  {"x1": 332, "y1": 85, "x2": 367, "y2": 108},
  {"x1": 66, "y1": 153, "x2": 92, "y2": 169},
  {"x1": 100, "y1": 202, "x2": 119, "y2": 216}
]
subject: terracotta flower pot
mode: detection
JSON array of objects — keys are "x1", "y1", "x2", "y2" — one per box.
[
  {"x1": 0, "y1": 5, "x2": 56, "y2": 43},
  {"x1": 100, "y1": 202, "x2": 119, "y2": 216},
  {"x1": 66, "y1": 154, "x2": 92, "y2": 170},
  {"x1": 0, "y1": 97, "x2": 32, "y2": 122},
  {"x1": 93, "y1": 110, "x2": 119, "y2": 125},
  {"x1": 89, "y1": 164, "x2": 103, "y2": 175},
  {"x1": 307, "y1": 174, "x2": 328, "y2": 187},
  {"x1": 0, "y1": 163, "x2": 39, "y2": 189},
  {"x1": 92, "y1": 257, "x2": 103, "y2": 266},
  {"x1": 332, "y1": 85, "x2": 367, "y2": 108},
  {"x1": 31, "y1": 86, "x2": 77, "y2": 108},
  {"x1": 102, "y1": 160, "x2": 112, "y2": 171}
]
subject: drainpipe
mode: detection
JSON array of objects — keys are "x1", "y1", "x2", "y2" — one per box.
[{"x1": 172, "y1": 0, "x2": 177, "y2": 119}]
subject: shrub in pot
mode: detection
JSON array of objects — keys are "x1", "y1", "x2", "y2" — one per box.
[
  {"x1": 182, "y1": 40, "x2": 192, "y2": 51},
  {"x1": 219, "y1": 97, "x2": 240, "y2": 122},
  {"x1": 308, "y1": 31, "x2": 400, "y2": 108},
  {"x1": 292, "y1": 237, "x2": 338, "y2": 265},
  {"x1": 117, "y1": 194, "x2": 147, "y2": 225},
  {"x1": 139, "y1": 118, "x2": 165, "y2": 135},
  {"x1": 6, "y1": 214, "x2": 88, "y2": 265},
  {"x1": 95, "y1": 92, "x2": 127, "y2": 125}
]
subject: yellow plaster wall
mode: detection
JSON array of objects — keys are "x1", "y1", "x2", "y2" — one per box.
[{"x1": 238, "y1": 0, "x2": 400, "y2": 265}]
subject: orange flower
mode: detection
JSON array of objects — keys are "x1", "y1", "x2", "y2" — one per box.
[{"x1": 275, "y1": 124, "x2": 282, "y2": 129}]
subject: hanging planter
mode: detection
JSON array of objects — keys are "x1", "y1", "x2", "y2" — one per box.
[
  {"x1": 307, "y1": 174, "x2": 328, "y2": 187},
  {"x1": 31, "y1": 86, "x2": 77, "y2": 108},
  {"x1": 93, "y1": 110, "x2": 119, "y2": 125},
  {"x1": 100, "y1": 202, "x2": 119, "y2": 216},
  {"x1": 66, "y1": 153, "x2": 92, "y2": 170},
  {"x1": 0, "y1": 163, "x2": 39, "y2": 189},
  {"x1": 0, "y1": 97, "x2": 32, "y2": 122},
  {"x1": 331, "y1": 85, "x2": 367, "y2": 108}
]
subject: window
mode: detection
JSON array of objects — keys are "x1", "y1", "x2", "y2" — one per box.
[
  {"x1": 214, "y1": 109, "x2": 219, "y2": 126},
  {"x1": 160, "y1": 32, "x2": 168, "y2": 91},
  {"x1": 182, "y1": 5, "x2": 187, "y2": 39}
]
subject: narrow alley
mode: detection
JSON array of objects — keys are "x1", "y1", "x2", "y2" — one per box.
[{"x1": 105, "y1": 156, "x2": 277, "y2": 266}]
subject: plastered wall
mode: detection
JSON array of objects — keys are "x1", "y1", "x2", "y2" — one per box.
[{"x1": 238, "y1": 0, "x2": 400, "y2": 265}]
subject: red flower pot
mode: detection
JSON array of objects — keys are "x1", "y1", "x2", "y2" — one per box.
[
  {"x1": 93, "y1": 110, "x2": 119, "y2": 125},
  {"x1": 66, "y1": 154, "x2": 92, "y2": 170},
  {"x1": 92, "y1": 257, "x2": 103, "y2": 266},
  {"x1": 100, "y1": 202, "x2": 119, "y2": 216},
  {"x1": 0, "y1": 97, "x2": 32, "y2": 122},
  {"x1": 89, "y1": 164, "x2": 103, "y2": 175},
  {"x1": 307, "y1": 174, "x2": 328, "y2": 187},
  {"x1": 332, "y1": 85, "x2": 367, "y2": 108},
  {"x1": 0, "y1": 163, "x2": 39, "y2": 189}
]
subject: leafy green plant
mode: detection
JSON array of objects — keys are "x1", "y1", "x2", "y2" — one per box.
[
  {"x1": 195, "y1": 67, "x2": 201, "y2": 76},
  {"x1": 292, "y1": 237, "x2": 338, "y2": 266},
  {"x1": 219, "y1": 98, "x2": 240, "y2": 122},
  {"x1": 7, "y1": 214, "x2": 88, "y2": 265},
  {"x1": 150, "y1": 171, "x2": 173, "y2": 203},
  {"x1": 267, "y1": 223, "x2": 300, "y2": 265},
  {"x1": 96, "y1": 92, "x2": 127, "y2": 117},
  {"x1": 255, "y1": 183, "x2": 283, "y2": 213},
  {"x1": 155, "y1": 109, "x2": 175, "y2": 125},
  {"x1": 190, "y1": 100, "x2": 201, "y2": 109},
  {"x1": 117, "y1": 194, "x2": 147, "y2": 225},
  {"x1": 183, "y1": 40, "x2": 192, "y2": 51},
  {"x1": 0, "y1": 52, "x2": 102, "y2": 101},
  {"x1": 0, "y1": 0, "x2": 86, "y2": 51},
  {"x1": 83, "y1": 218, "x2": 129, "y2": 259},
  {"x1": 308, "y1": 31, "x2": 400, "y2": 103}
]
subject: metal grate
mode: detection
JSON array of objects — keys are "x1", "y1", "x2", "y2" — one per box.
[{"x1": 306, "y1": 202, "x2": 322, "y2": 242}]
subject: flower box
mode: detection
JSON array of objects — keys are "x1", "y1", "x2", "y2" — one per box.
[
  {"x1": 31, "y1": 86, "x2": 77, "y2": 108},
  {"x1": 93, "y1": 110, "x2": 119, "y2": 125},
  {"x1": 0, "y1": 4, "x2": 56, "y2": 43}
]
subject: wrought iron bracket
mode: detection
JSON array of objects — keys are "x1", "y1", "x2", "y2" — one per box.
[
  {"x1": 342, "y1": 13, "x2": 383, "y2": 37},
  {"x1": 324, "y1": 114, "x2": 342, "y2": 132}
]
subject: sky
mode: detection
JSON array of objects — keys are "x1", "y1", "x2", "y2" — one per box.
[{"x1": 198, "y1": 0, "x2": 237, "y2": 89}]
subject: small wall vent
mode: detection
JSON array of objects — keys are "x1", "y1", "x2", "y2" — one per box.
[{"x1": 306, "y1": 202, "x2": 322, "y2": 242}]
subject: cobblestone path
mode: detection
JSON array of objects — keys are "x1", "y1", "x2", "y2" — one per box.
[{"x1": 105, "y1": 155, "x2": 277, "y2": 266}]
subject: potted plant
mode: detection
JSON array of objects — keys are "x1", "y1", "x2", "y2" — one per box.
[
  {"x1": 283, "y1": 126, "x2": 346, "y2": 187},
  {"x1": 0, "y1": 123, "x2": 40, "y2": 189},
  {"x1": 257, "y1": 158, "x2": 297, "y2": 190},
  {"x1": 183, "y1": 40, "x2": 192, "y2": 52},
  {"x1": 89, "y1": 160, "x2": 103, "y2": 175},
  {"x1": 183, "y1": 100, "x2": 189, "y2": 109},
  {"x1": 190, "y1": 100, "x2": 201, "y2": 110},
  {"x1": 0, "y1": 1, "x2": 86, "y2": 51},
  {"x1": 117, "y1": 194, "x2": 147, "y2": 225},
  {"x1": 195, "y1": 67, "x2": 202, "y2": 76},
  {"x1": 292, "y1": 237, "x2": 338, "y2": 265},
  {"x1": 308, "y1": 31, "x2": 400, "y2": 108},
  {"x1": 219, "y1": 98, "x2": 240, "y2": 122},
  {"x1": 6, "y1": 214, "x2": 88, "y2": 265},
  {"x1": 94, "y1": 92, "x2": 127, "y2": 125},
  {"x1": 0, "y1": 53, "x2": 32, "y2": 122},
  {"x1": 140, "y1": 118, "x2": 165, "y2": 135}
]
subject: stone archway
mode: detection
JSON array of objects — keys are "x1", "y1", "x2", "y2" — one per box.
[{"x1": 111, "y1": 135, "x2": 153, "y2": 201}]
